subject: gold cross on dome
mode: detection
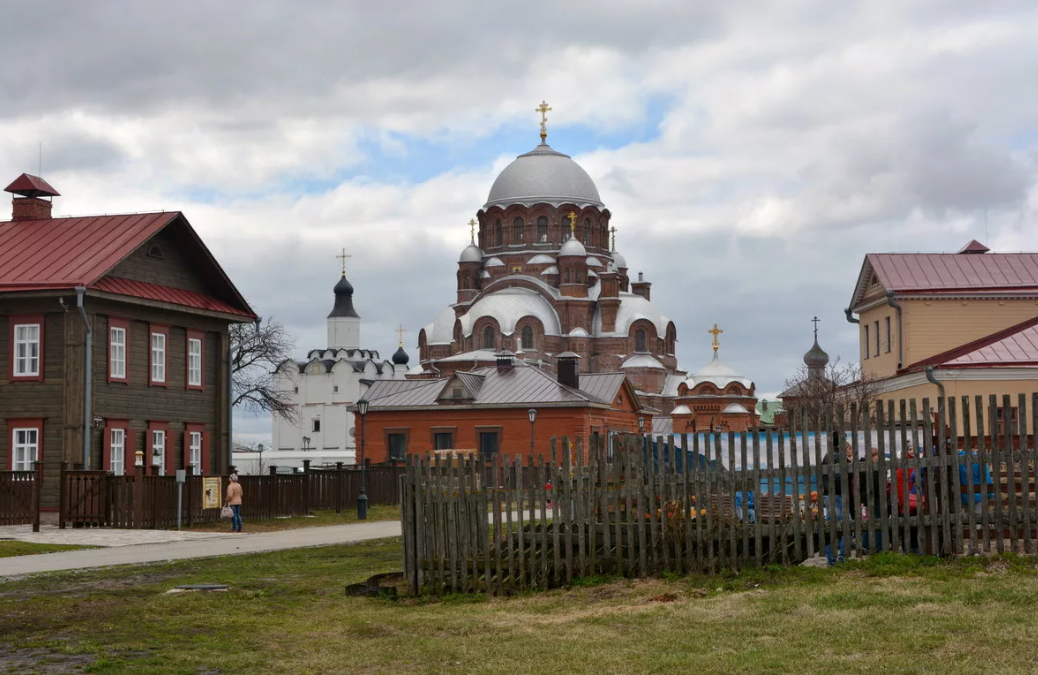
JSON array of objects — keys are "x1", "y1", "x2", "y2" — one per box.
[
  {"x1": 567, "y1": 211, "x2": 578, "y2": 236},
  {"x1": 610, "y1": 225, "x2": 617, "y2": 250},
  {"x1": 536, "y1": 100, "x2": 552, "y2": 142},
  {"x1": 396, "y1": 324, "x2": 406, "y2": 347},
  {"x1": 708, "y1": 324, "x2": 723, "y2": 352},
  {"x1": 468, "y1": 218, "x2": 477, "y2": 243},
  {"x1": 336, "y1": 247, "x2": 351, "y2": 276}
]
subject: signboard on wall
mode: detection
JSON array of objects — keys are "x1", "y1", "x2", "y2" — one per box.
[{"x1": 202, "y1": 477, "x2": 221, "y2": 509}]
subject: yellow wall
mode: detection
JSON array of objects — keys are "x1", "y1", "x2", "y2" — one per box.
[
  {"x1": 858, "y1": 305, "x2": 899, "y2": 379},
  {"x1": 872, "y1": 377, "x2": 1038, "y2": 433}
]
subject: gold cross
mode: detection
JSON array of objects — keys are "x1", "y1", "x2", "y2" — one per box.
[
  {"x1": 708, "y1": 323, "x2": 723, "y2": 352},
  {"x1": 610, "y1": 225, "x2": 617, "y2": 250},
  {"x1": 468, "y1": 218, "x2": 477, "y2": 243},
  {"x1": 396, "y1": 324, "x2": 406, "y2": 347},
  {"x1": 567, "y1": 211, "x2": 578, "y2": 236},
  {"x1": 535, "y1": 100, "x2": 552, "y2": 142},
  {"x1": 336, "y1": 247, "x2": 351, "y2": 276}
]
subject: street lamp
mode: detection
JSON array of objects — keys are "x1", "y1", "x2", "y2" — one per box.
[
  {"x1": 528, "y1": 408, "x2": 537, "y2": 458},
  {"x1": 357, "y1": 399, "x2": 369, "y2": 520},
  {"x1": 302, "y1": 435, "x2": 310, "y2": 452},
  {"x1": 638, "y1": 416, "x2": 644, "y2": 433}
]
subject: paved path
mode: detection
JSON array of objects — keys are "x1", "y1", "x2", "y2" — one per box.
[
  {"x1": 0, "y1": 521, "x2": 401, "y2": 578},
  {"x1": 0, "y1": 525, "x2": 237, "y2": 547}
]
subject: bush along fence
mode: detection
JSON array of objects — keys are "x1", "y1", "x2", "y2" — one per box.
[
  {"x1": 59, "y1": 462, "x2": 405, "y2": 529},
  {"x1": 401, "y1": 394, "x2": 1038, "y2": 596},
  {"x1": 0, "y1": 462, "x2": 42, "y2": 531}
]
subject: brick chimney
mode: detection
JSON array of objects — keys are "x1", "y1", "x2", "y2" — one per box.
[
  {"x1": 5, "y1": 173, "x2": 60, "y2": 221},
  {"x1": 556, "y1": 352, "x2": 581, "y2": 390},
  {"x1": 631, "y1": 271, "x2": 651, "y2": 301}
]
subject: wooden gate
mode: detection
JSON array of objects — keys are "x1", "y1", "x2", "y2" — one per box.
[
  {"x1": 0, "y1": 463, "x2": 42, "y2": 531},
  {"x1": 59, "y1": 467, "x2": 110, "y2": 528}
]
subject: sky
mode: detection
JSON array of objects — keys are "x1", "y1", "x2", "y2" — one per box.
[{"x1": 2, "y1": 1, "x2": 1037, "y2": 446}]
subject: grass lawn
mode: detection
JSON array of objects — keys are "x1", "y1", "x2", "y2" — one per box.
[
  {"x1": 0, "y1": 541, "x2": 97, "y2": 558},
  {"x1": 4, "y1": 541, "x2": 1038, "y2": 674},
  {"x1": 181, "y1": 505, "x2": 400, "y2": 533}
]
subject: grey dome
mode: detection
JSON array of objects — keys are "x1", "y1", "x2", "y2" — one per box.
[
  {"x1": 804, "y1": 339, "x2": 830, "y2": 368},
  {"x1": 484, "y1": 143, "x2": 604, "y2": 209},
  {"x1": 328, "y1": 275, "x2": 359, "y2": 319},
  {"x1": 460, "y1": 242, "x2": 482, "y2": 263},
  {"x1": 392, "y1": 345, "x2": 410, "y2": 365},
  {"x1": 611, "y1": 250, "x2": 628, "y2": 269},
  {"x1": 559, "y1": 236, "x2": 587, "y2": 257}
]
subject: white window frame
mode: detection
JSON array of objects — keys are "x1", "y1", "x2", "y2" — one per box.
[
  {"x1": 152, "y1": 429, "x2": 166, "y2": 475},
  {"x1": 110, "y1": 428, "x2": 125, "y2": 476},
  {"x1": 187, "y1": 337, "x2": 202, "y2": 387},
  {"x1": 12, "y1": 427, "x2": 38, "y2": 471},
  {"x1": 13, "y1": 323, "x2": 40, "y2": 377},
  {"x1": 151, "y1": 332, "x2": 166, "y2": 383},
  {"x1": 189, "y1": 431, "x2": 202, "y2": 472},
  {"x1": 110, "y1": 326, "x2": 127, "y2": 379}
]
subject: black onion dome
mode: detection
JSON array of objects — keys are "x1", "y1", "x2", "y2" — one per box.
[
  {"x1": 392, "y1": 345, "x2": 409, "y2": 365},
  {"x1": 804, "y1": 338, "x2": 829, "y2": 368},
  {"x1": 328, "y1": 275, "x2": 360, "y2": 319}
]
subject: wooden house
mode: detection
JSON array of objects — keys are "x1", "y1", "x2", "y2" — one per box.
[{"x1": 0, "y1": 174, "x2": 255, "y2": 508}]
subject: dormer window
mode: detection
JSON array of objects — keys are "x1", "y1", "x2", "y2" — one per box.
[{"x1": 146, "y1": 244, "x2": 164, "y2": 259}]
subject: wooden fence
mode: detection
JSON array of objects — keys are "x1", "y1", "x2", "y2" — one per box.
[
  {"x1": 0, "y1": 463, "x2": 42, "y2": 531},
  {"x1": 402, "y1": 395, "x2": 1038, "y2": 596},
  {"x1": 59, "y1": 464, "x2": 405, "y2": 529}
]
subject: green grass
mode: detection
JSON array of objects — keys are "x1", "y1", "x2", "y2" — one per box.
[
  {"x1": 0, "y1": 541, "x2": 97, "y2": 558},
  {"x1": 181, "y1": 505, "x2": 400, "y2": 533},
  {"x1": 4, "y1": 544, "x2": 1038, "y2": 674}
]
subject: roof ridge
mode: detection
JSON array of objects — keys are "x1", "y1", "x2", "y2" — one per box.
[{"x1": 902, "y1": 313, "x2": 1038, "y2": 372}]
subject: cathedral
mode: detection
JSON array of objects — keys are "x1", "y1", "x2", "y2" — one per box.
[{"x1": 414, "y1": 103, "x2": 758, "y2": 429}]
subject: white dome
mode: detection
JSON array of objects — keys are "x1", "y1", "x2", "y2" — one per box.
[
  {"x1": 569, "y1": 327, "x2": 589, "y2": 337},
  {"x1": 541, "y1": 266, "x2": 559, "y2": 276},
  {"x1": 527, "y1": 254, "x2": 556, "y2": 265},
  {"x1": 460, "y1": 287, "x2": 562, "y2": 337},
  {"x1": 621, "y1": 354, "x2": 665, "y2": 370},
  {"x1": 484, "y1": 143, "x2": 604, "y2": 209},
  {"x1": 723, "y1": 403, "x2": 750, "y2": 415},
  {"x1": 485, "y1": 257, "x2": 504, "y2": 268},
  {"x1": 671, "y1": 404, "x2": 692, "y2": 416},
  {"x1": 559, "y1": 237, "x2": 587, "y2": 257},
  {"x1": 611, "y1": 250, "x2": 628, "y2": 269},
  {"x1": 586, "y1": 256, "x2": 604, "y2": 267},
  {"x1": 422, "y1": 306, "x2": 458, "y2": 345},
  {"x1": 687, "y1": 352, "x2": 753, "y2": 389},
  {"x1": 460, "y1": 242, "x2": 482, "y2": 263}
]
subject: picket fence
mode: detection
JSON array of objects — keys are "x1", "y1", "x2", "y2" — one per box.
[
  {"x1": 401, "y1": 395, "x2": 1038, "y2": 596},
  {"x1": 0, "y1": 463, "x2": 42, "y2": 531}
]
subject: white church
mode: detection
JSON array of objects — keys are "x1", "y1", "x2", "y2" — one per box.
[{"x1": 235, "y1": 271, "x2": 409, "y2": 473}]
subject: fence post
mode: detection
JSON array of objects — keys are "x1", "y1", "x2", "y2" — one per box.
[
  {"x1": 335, "y1": 461, "x2": 344, "y2": 514},
  {"x1": 185, "y1": 466, "x2": 195, "y2": 527},
  {"x1": 269, "y1": 466, "x2": 279, "y2": 519},
  {"x1": 32, "y1": 461, "x2": 42, "y2": 532},
  {"x1": 133, "y1": 468, "x2": 144, "y2": 529},
  {"x1": 58, "y1": 462, "x2": 68, "y2": 530},
  {"x1": 302, "y1": 460, "x2": 311, "y2": 515}
]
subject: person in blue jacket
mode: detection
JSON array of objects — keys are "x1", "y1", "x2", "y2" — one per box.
[{"x1": 959, "y1": 445, "x2": 994, "y2": 517}]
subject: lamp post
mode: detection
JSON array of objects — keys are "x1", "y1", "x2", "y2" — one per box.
[
  {"x1": 357, "y1": 399, "x2": 369, "y2": 520},
  {"x1": 528, "y1": 408, "x2": 537, "y2": 458},
  {"x1": 638, "y1": 416, "x2": 644, "y2": 433}
]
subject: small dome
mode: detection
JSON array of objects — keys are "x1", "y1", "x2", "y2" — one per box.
[
  {"x1": 687, "y1": 352, "x2": 752, "y2": 389},
  {"x1": 559, "y1": 236, "x2": 587, "y2": 257},
  {"x1": 586, "y1": 256, "x2": 604, "y2": 267},
  {"x1": 804, "y1": 338, "x2": 830, "y2": 368},
  {"x1": 328, "y1": 275, "x2": 359, "y2": 319},
  {"x1": 722, "y1": 403, "x2": 750, "y2": 415},
  {"x1": 485, "y1": 257, "x2": 504, "y2": 268},
  {"x1": 484, "y1": 143, "x2": 603, "y2": 209},
  {"x1": 611, "y1": 250, "x2": 628, "y2": 269},
  {"x1": 671, "y1": 404, "x2": 692, "y2": 416},
  {"x1": 569, "y1": 327, "x2": 589, "y2": 337},
  {"x1": 460, "y1": 242, "x2": 482, "y2": 263},
  {"x1": 392, "y1": 345, "x2": 409, "y2": 365},
  {"x1": 541, "y1": 266, "x2": 559, "y2": 276}
]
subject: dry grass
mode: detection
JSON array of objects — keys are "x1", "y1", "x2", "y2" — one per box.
[
  {"x1": 3, "y1": 543, "x2": 1038, "y2": 674},
  {"x1": 0, "y1": 541, "x2": 96, "y2": 558}
]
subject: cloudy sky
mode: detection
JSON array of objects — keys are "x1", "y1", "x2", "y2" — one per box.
[{"x1": 3, "y1": 1, "x2": 1037, "y2": 444}]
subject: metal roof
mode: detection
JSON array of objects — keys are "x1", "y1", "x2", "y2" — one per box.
[
  {"x1": 905, "y1": 315, "x2": 1038, "y2": 370},
  {"x1": 94, "y1": 277, "x2": 253, "y2": 317},
  {"x1": 578, "y1": 372, "x2": 626, "y2": 404},
  {"x1": 5, "y1": 173, "x2": 60, "y2": 197},
  {"x1": 484, "y1": 142, "x2": 603, "y2": 210}
]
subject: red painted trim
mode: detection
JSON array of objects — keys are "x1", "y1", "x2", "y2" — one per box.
[
  {"x1": 124, "y1": 427, "x2": 137, "y2": 476},
  {"x1": 103, "y1": 419, "x2": 129, "y2": 474},
  {"x1": 148, "y1": 324, "x2": 169, "y2": 388},
  {"x1": 146, "y1": 420, "x2": 171, "y2": 476},
  {"x1": 185, "y1": 330, "x2": 205, "y2": 391},
  {"x1": 8, "y1": 314, "x2": 45, "y2": 383},
  {"x1": 184, "y1": 423, "x2": 206, "y2": 475},
  {"x1": 107, "y1": 317, "x2": 130, "y2": 384},
  {"x1": 6, "y1": 418, "x2": 43, "y2": 470},
  {"x1": 202, "y1": 430, "x2": 211, "y2": 476},
  {"x1": 900, "y1": 313, "x2": 1038, "y2": 374}
]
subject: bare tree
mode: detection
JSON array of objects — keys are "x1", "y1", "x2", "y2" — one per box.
[
  {"x1": 781, "y1": 356, "x2": 880, "y2": 431},
  {"x1": 232, "y1": 439, "x2": 268, "y2": 475},
  {"x1": 231, "y1": 318, "x2": 298, "y2": 423}
]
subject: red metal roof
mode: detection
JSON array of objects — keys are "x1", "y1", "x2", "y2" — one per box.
[
  {"x1": 868, "y1": 252, "x2": 1038, "y2": 293},
  {"x1": 0, "y1": 212, "x2": 177, "y2": 288},
  {"x1": 958, "y1": 239, "x2": 990, "y2": 254},
  {"x1": 4, "y1": 173, "x2": 60, "y2": 197},
  {"x1": 92, "y1": 277, "x2": 254, "y2": 318},
  {"x1": 904, "y1": 315, "x2": 1038, "y2": 371}
]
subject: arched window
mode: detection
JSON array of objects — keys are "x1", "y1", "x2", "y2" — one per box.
[
  {"x1": 635, "y1": 329, "x2": 646, "y2": 352},
  {"x1": 495, "y1": 220, "x2": 503, "y2": 247},
  {"x1": 513, "y1": 217, "x2": 524, "y2": 244},
  {"x1": 521, "y1": 326, "x2": 534, "y2": 349},
  {"x1": 483, "y1": 326, "x2": 495, "y2": 350},
  {"x1": 537, "y1": 216, "x2": 548, "y2": 243},
  {"x1": 583, "y1": 218, "x2": 591, "y2": 245}
]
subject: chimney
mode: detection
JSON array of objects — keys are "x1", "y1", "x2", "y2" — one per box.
[
  {"x1": 5, "y1": 173, "x2": 60, "y2": 221},
  {"x1": 631, "y1": 271, "x2": 652, "y2": 301},
  {"x1": 496, "y1": 351, "x2": 515, "y2": 373},
  {"x1": 556, "y1": 351, "x2": 581, "y2": 390}
]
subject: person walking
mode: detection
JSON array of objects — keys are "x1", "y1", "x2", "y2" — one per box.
[
  {"x1": 226, "y1": 474, "x2": 244, "y2": 533},
  {"x1": 821, "y1": 440, "x2": 855, "y2": 565}
]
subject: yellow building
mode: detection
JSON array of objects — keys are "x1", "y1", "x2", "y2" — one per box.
[{"x1": 846, "y1": 240, "x2": 1038, "y2": 430}]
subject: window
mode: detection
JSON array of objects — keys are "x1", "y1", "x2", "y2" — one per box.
[
  {"x1": 312, "y1": 418, "x2": 321, "y2": 433},
  {"x1": 150, "y1": 326, "x2": 168, "y2": 385},
  {"x1": 479, "y1": 431, "x2": 499, "y2": 461},
  {"x1": 388, "y1": 433, "x2": 407, "y2": 461},
  {"x1": 873, "y1": 320, "x2": 880, "y2": 357},
  {"x1": 635, "y1": 328, "x2": 647, "y2": 353},
  {"x1": 863, "y1": 325, "x2": 870, "y2": 359},
  {"x1": 188, "y1": 431, "x2": 202, "y2": 473},
  {"x1": 333, "y1": 385, "x2": 339, "y2": 393},
  {"x1": 537, "y1": 216, "x2": 548, "y2": 242},
  {"x1": 434, "y1": 432, "x2": 454, "y2": 450},
  {"x1": 110, "y1": 428, "x2": 125, "y2": 476},
  {"x1": 186, "y1": 332, "x2": 203, "y2": 389},
  {"x1": 11, "y1": 427, "x2": 39, "y2": 471},
  {"x1": 583, "y1": 218, "x2": 591, "y2": 245},
  {"x1": 109, "y1": 319, "x2": 128, "y2": 382},
  {"x1": 483, "y1": 326, "x2": 495, "y2": 350},
  {"x1": 513, "y1": 217, "x2": 524, "y2": 244},
  {"x1": 884, "y1": 316, "x2": 891, "y2": 354},
  {"x1": 521, "y1": 326, "x2": 534, "y2": 350},
  {"x1": 152, "y1": 429, "x2": 166, "y2": 476},
  {"x1": 12, "y1": 320, "x2": 41, "y2": 379},
  {"x1": 294, "y1": 386, "x2": 299, "y2": 393},
  {"x1": 495, "y1": 219, "x2": 503, "y2": 246}
]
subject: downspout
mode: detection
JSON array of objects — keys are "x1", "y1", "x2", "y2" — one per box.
[
  {"x1": 226, "y1": 334, "x2": 233, "y2": 473},
  {"x1": 74, "y1": 287, "x2": 92, "y2": 469},
  {"x1": 885, "y1": 291, "x2": 904, "y2": 370},
  {"x1": 925, "y1": 366, "x2": 945, "y2": 400},
  {"x1": 843, "y1": 307, "x2": 859, "y2": 324}
]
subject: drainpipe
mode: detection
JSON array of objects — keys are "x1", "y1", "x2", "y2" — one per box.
[
  {"x1": 74, "y1": 287, "x2": 92, "y2": 469},
  {"x1": 843, "y1": 307, "x2": 859, "y2": 324},
  {"x1": 885, "y1": 291, "x2": 904, "y2": 370},
  {"x1": 925, "y1": 366, "x2": 945, "y2": 400}
]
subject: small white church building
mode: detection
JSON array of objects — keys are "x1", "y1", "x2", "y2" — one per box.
[{"x1": 235, "y1": 273, "x2": 408, "y2": 473}]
